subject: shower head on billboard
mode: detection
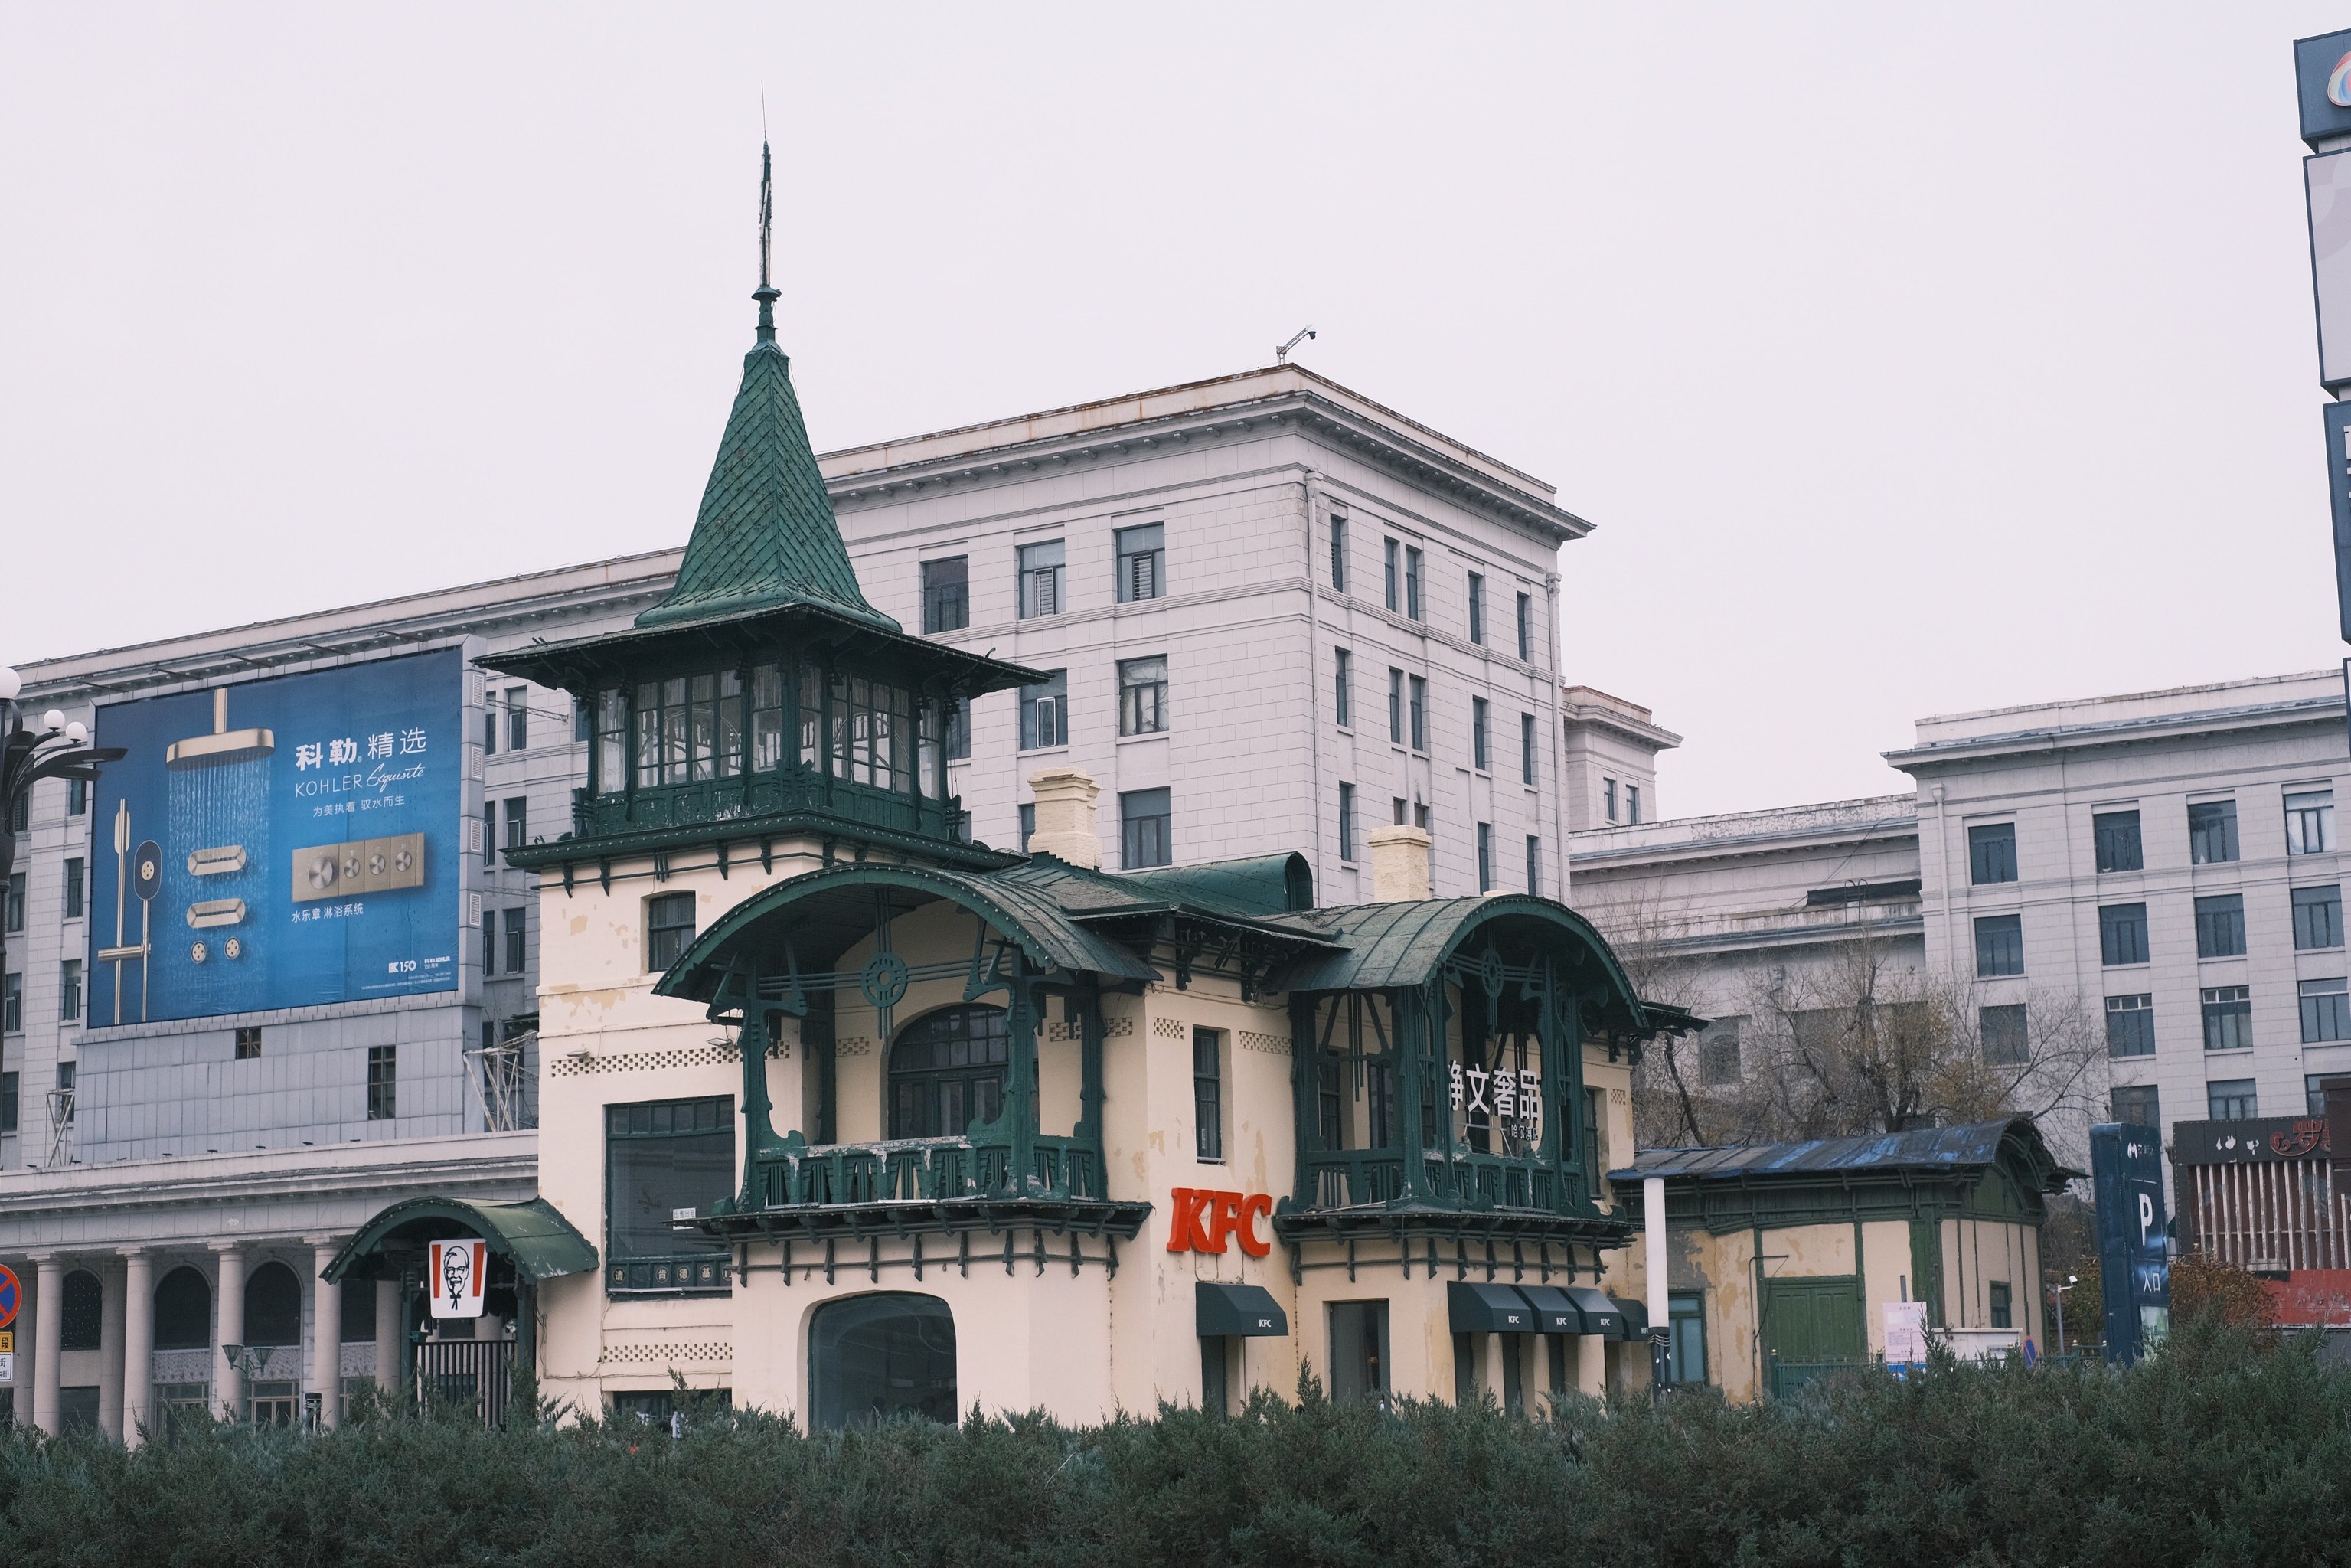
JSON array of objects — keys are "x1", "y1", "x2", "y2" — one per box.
[{"x1": 165, "y1": 687, "x2": 274, "y2": 769}]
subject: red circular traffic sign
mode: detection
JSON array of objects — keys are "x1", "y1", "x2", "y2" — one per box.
[{"x1": 0, "y1": 1265, "x2": 19, "y2": 1331}]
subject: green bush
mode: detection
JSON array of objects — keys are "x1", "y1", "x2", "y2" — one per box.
[{"x1": 2, "y1": 1318, "x2": 2345, "y2": 1566}]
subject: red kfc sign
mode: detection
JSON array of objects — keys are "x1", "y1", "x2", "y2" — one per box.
[{"x1": 1164, "y1": 1187, "x2": 1272, "y2": 1257}]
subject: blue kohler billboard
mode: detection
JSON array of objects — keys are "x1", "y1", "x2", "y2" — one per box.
[{"x1": 87, "y1": 649, "x2": 464, "y2": 1025}]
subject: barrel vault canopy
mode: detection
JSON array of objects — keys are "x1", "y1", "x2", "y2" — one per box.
[{"x1": 323, "y1": 1197, "x2": 599, "y2": 1285}]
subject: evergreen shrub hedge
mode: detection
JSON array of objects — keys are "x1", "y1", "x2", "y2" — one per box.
[{"x1": 1, "y1": 1318, "x2": 2344, "y2": 1566}]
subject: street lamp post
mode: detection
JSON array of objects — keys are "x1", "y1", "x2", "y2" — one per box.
[{"x1": 0, "y1": 665, "x2": 126, "y2": 1099}]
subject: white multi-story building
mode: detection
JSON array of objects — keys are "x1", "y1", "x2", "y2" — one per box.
[
  {"x1": 0, "y1": 358, "x2": 1602, "y2": 1434},
  {"x1": 1569, "y1": 670, "x2": 2351, "y2": 1164}
]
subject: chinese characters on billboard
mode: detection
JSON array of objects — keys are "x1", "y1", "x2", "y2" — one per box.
[{"x1": 87, "y1": 649, "x2": 465, "y2": 1024}]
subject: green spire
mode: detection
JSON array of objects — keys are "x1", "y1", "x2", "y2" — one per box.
[{"x1": 637, "y1": 145, "x2": 895, "y2": 633}]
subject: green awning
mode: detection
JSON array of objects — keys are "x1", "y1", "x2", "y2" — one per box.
[
  {"x1": 1195, "y1": 1282, "x2": 1288, "y2": 1338},
  {"x1": 322, "y1": 1197, "x2": 599, "y2": 1285},
  {"x1": 1448, "y1": 1281, "x2": 1537, "y2": 1334},
  {"x1": 1610, "y1": 1298, "x2": 1651, "y2": 1341},
  {"x1": 1517, "y1": 1285, "x2": 1580, "y2": 1334},
  {"x1": 1562, "y1": 1285, "x2": 1624, "y2": 1338}
]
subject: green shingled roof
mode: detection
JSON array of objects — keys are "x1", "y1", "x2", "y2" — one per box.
[{"x1": 636, "y1": 304, "x2": 896, "y2": 633}]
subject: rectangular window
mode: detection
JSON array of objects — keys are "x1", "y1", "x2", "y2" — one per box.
[
  {"x1": 1627, "y1": 784, "x2": 1641, "y2": 825},
  {"x1": 1476, "y1": 822, "x2": 1493, "y2": 893},
  {"x1": 2194, "y1": 893, "x2": 2246, "y2": 959},
  {"x1": 1988, "y1": 1282, "x2": 2013, "y2": 1331},
  {"x1": 482, "y1": 801, "x2": 498, "y2": 867},
  {"x1": 920, "y1": 557, "x2": 969, "y2": 633},
  {"x1": 503, "y1": 797, "x2": 527, "y2": 852},
  {"x1": 826, "y1": 675, "x2": 916, "y2": 793},
  {"x1": 1018, "y1": 803, "x2": 1036, "y2": 853},
  {"x1": 0, "y1": 1070, "x2": 15, "y2": 1134},
  {"x1": 1466, "y1": 573, "x2": 1485, "y2": 644},
  {"x1": 1404, "y1": 547, "x2": 1424, "y2": 619},
  {"x1": 605, "y1": 1096, "x2": 734, "y2": 1293},
  {"x1": 1699, "y1": 1020, "x2": 1742, "y2": 1085},
  {"x1": 645, "y1": 891, "x2": 696, "y2": 972},
  {"x1": 1115, "y1": 523, "x2": 1165, "y2": 603},
  {"x1": 1526, "y1": 835, "x2": 1542, "y2": 897},
  {"x1": 1408, "y1": 677, "x2": 1427, "y2": 753},
  {"x1": 2311, "y1": 1074, "x2": 2342, "y2": 1116},
  {"x1": 1383, "y1": 538, "x2": 1399, "y2": 611},
  {"x1": 1471, "y1": 697, "x2": 1489, "y2": 771},
  {"x1": 945, "y1": 697, "x2": 971, "y2": 762},
  {"x1": 506, "y1": 687, "x2": 528, "y2": 752},
  {"x1": 2200, "y1": 985, "x2": 2252, "y2": 1051},
  {"x1": 1980, "y1": 1003, "x2": 2029, "y2": 1065},
  {"x1": 1121, "y1": 788, "x2": 1172, "y2": 871},
  {"x1": 2189, "y1": 800, "x2": 2239, "y2": 864},
  {"x1": 1329, "y1": 514, "x2": 1348, "y2": 591},
  {"x1": 481, "y1": 908, "x2": 497, "y2": 975},
  {"x1": 4, "y1": 874, "x2": 21, "y2": 933},
  {"x1": 1968, "y1": 823, "x2": 2018, "y2": 885},
  {"x1": 2093, "y1": 810, "x2": 2143, "y2": 874},
  {"x1": 2207, "y1": 1078, "x2": 2258, "y2": 1121},
  {"x1": 367, "y1": 1044, "x2": 397, "y2": 1120},
  {"x1": 1516, "y1": 593, "x2": 1533, "y2": 662},
  {"x1": 503, "y1": 908, "x2": 527, "y2": 976},
  {"x1": 54, "y1": 1061, "x2": 73, "y2": 1125},
  {"x1": 235, "y1": 1025, "x2": 262, "y2": 1060},
  {"x1": 1, "y1": 973, "x2": 17, "y2": 1034},
  {"x1": 749, "y1": 664, "x2": 784, "y2": 773},
  {"x1": 2111, "y1": 1083, "x2": 2160, "y2": 1129},
  {"x1": 1017, "y1": 539, "x2": 1066, "y2": 619},
  {"x1": 1333, "y1": 649, "x2": 1352, "y2": 729},
  {"x1": 1193, "y1": 1027, "x2": 1223, "y2": 1161},
  {"x1": 1118, "y1": 656, "x2": 1167, "y2": 737},
  {"x1": 2287, "y1": 789, "x2": 2336, "y2": 855},
  {"x1": 2300, "y1": 977, "x2": 2351, "y2": 1044},
  {"x1": 596, "y1": 689, "x2": 628, "y2": 792},
  {"x1": 1338, "y1": 782, "x2": 1357, "y2": 862},
  {"x1": 1387, "y1": 669, "x2": 1404, "y2": 743},
  {"x1": 1327, "y1": 1302, "x2": 1389, "y2": 1403},
  {"x1": 2104, "y1": 995, "x2": 2155, "y2": 1057},
  {"x1": 1974, "y1": 914, "x2": 2024, "y2": 977},
  {"x1": 482, "y1": 694, "x2": 499, "y2": 756},
  {"x1": 62, "y1": 858, "x2": 83, "y2": 920},
  {"x1": 2294, "y1": 885, "x2": 2344, "y2": 949},
  {"x1": 575, "y1": 697, "x2": 593, "y2": 743},
  {"x1": 1667, "y1": 1292, "x2": 1707, "y2": 1385},
  {"x1": 1603, "y1": 779, "x2": 1618, "y2": 823},
  {"x1": 58, "y1": 960, "x2": 80, "y2": 1023},
  {"x1": 66, "y1": 777, "x2": 87, "y2": 816},
  {"x1": 1020, "y1": 671, "x2": 1069, "y2": 750},
  {"x1": 1520, "y1": 714, "x2": 1537, "y2": 786},
  {"x1": 2099, "y1": 903, "x2": 2150, "y2": 966}
]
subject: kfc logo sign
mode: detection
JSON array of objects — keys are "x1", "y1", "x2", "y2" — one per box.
[{"x1": 1164, "y1": 1188, "x2": 1273, "y2": 1257}]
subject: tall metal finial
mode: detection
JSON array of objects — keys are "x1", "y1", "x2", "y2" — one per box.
[{"x1": 754, "y1": 129, "x2": 779, "y2": 343}]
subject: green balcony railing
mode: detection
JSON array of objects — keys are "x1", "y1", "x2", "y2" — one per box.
[{"x1": 747, "y1": 1132, "x2": 1103, "y2": 1211}]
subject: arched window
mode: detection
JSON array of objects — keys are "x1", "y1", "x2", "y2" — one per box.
[
  {"x1": 887, "y1": 1006, "x2": 1007, "y2": 1139},
  {"x1": 154, "y1": 1266, "x2": 211, "y2": 1351},
  {"x1": 245, "y1": 1262, "x2": 302, "y2": 1347},
  {"x1": 60, "y1": 1269, "x2": 103, "y2": 1351},
  {"x1": 810, "y1": 1292, "x2": 956, "y2": 1430}
]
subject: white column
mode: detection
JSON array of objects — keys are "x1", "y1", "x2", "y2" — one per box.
[
  {"x1": 1645, "y1": 1174, "x2": 1670, "y2": 1386},
  {"x1": 1576, "y1": 1327, "x2": 1606, "y2": 1398},
  {"x1": 310, "y1": 1241, "x2": 341, "y2": 1430},
  {"x1": 96, "y1": 1260, "x2": 126, "y2": 1441},
  {"x1": 121, "y1": 1250, "x2": 154, "y2": 1449},
  {"x1": 29, "y1": 1254, "x2": 63, "y2": 1435},
  {"x1": 212, "y1": 1244, "x2": 246, "y2": 1420},
  {"x1": 1482, "y1": 1333, "x2": 1505, "y2": 1410},
  {"x1": 374, "y1": 1278, "x2": 400, "y2": 1396}
]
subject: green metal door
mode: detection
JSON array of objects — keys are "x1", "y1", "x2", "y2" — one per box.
[{"x1": 1764, "y1": 1275, "x2": 1864, "y2": 1368}]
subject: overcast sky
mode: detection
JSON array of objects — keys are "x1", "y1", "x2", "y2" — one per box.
[{"x1": 4, "y1": 5, "x2": 2346, "y2": 818}]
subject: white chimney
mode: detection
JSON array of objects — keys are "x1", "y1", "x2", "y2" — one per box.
[
  {"x1": 1026, "y1": 767, "x2": 1103, "y2": 868},
  {"x1": 1367, "y1": 824, "x2": 1432, "y2": 902}
]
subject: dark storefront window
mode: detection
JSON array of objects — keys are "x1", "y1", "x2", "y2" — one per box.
[
  {"x1": 811, "y1": 1293, "x2": 957, "y2": 1431},
  {"x1": 606, "y1": 1096, "x2": 733, "y2": 1293}
]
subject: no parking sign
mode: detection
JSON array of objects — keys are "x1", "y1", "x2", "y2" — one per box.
[{"x1": 0, "y1": 1263, "x2": 19, "y2": 1380}]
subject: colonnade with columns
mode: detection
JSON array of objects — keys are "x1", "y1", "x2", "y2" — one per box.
[{"x1": 7, "y1": 1240, "x2": 404, "y2": 1442}]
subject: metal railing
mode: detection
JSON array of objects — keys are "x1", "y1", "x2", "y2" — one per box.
[
  {"x1": 749, "y1": 1132, "x2": 1105, "y2": 1210},
  {"x1": 414, "y1": 1338, "x2": 514, "y2": 1427}
]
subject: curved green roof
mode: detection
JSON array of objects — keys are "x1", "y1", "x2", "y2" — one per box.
[
  {"x1": 654, "y1": 861, "x2": 1160, "y2": 1005},
  {"x1": 322, "y1": 1197, "x2": 598, "y2": 1284},
  {"x1": 1120, "y1": 852, "x2": 1314, "y2": 915},
  {"x1": 1272, "y1": 895, "x2": 1649, "y2": 1028}
]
